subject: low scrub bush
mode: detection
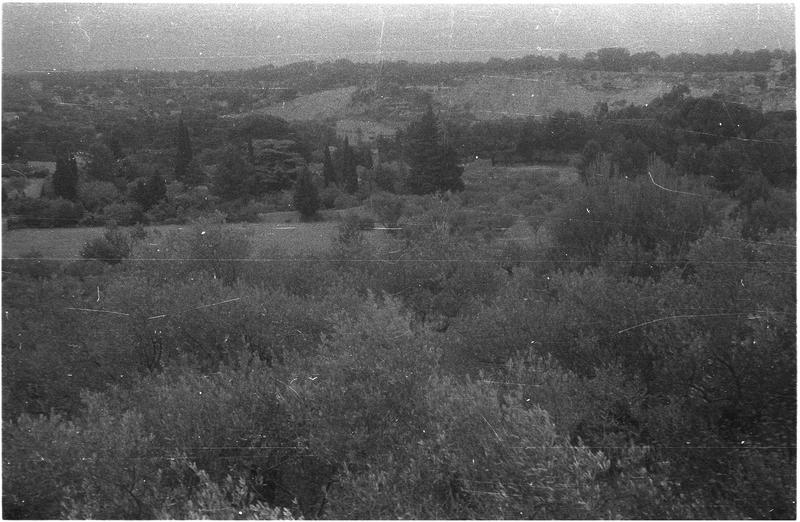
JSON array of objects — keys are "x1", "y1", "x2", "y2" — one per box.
[
  {"x1": 243, "y1": 246, "x2": 338, "y2": 298},
  {"x1": 549, "y1": 176, "x2": 722, "y2": 269},
  {"x1": 369, "y1": 191, "x2": 405, "y2": 228},
  {"x1": 3, "y1": 371, "x2": 298, "y2": 519},
  {"x1": 298, "y1": 302, "x2": 609, "y2": 518},
  {"x1": 319, "y1": 185, "x2": 343, "y2": 209},
  {"x1": 2, "y1": 250, "x2": 60, "y2": 279},
  {"x1": 78, "y1": 181, "x2": 119, "y2": 212},
  {"x1": 741, "y1": 187, "x2": 795, "y2": 240},
  {"x1": 80, "y1": 226, "x2": 133, "y2": 264},
  {"x1": 217, "y1": 199, "x2": 270, "y2": 223},
  {"x1": 447, "y1": 208, "x2": 516, "y2": 241},
  {"x1": 183, "y1": 213, "x2": 252, "y2": 284},
  {"x1": 5, "y1": 197, "x2": 85, "y2": 228},
  {"x1": 102, "y1": 201, "x2": 144, "y2": 226},
  {"x1": 333, "y1": 192, "x2": 359, "y2": 210},
  {"x1": 335, "y1": 212, "x2": 370, "y2": 248}
]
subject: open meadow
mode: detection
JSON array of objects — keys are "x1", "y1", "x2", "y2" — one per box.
[{"x1": 3, "y1": 220, "x2": 339, "y2": 259}]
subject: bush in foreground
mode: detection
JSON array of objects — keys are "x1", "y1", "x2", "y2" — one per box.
[{"x1": 80, "y1": 226, "x2": 132, "y2": 264}]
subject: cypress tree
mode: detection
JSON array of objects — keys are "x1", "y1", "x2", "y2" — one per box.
[
  {"x1": 175, "y1": 116, "x2": 193, "y2": 182},
  {"x1": 362, "y1": 147, "x2": 374, "y2": 169},
  {"x1": 322, "y1": 145, "x2": 337, "y2": 187},
  {"x1": 405, "y1": 105, "x2": 464, "y2": 195},
  {"x1": 53, "y1": 154, "x2": 79, "y2": 201},
  {"x1": 342, "y1": 137, "x2": 359, "y2": 194},
  {"x1": 293, "y1": 168, "x2": 320, "y2": 220}
]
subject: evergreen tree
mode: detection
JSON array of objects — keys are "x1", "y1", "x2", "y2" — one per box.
[
  {"x1": 374, "y1": 162, "x2": 395, "y2": 193},
  {"x1": 131, "y1": 173, "x2": 167, "y2": 211},
  {"x1": 53, "y1": 154, "x2": 79, "y2": 201},
  {"x1": 212, "y1": 147, "x2": 253, "y2": 200},
  {"x1": 342, "y1": 137, "x2": 359, "y2": 194},
  {"x1": 293, "y1": 168, "x2": 320, "y2": 220},
  {"x1": 87, "y1": 143, "x2": 114, "y2": 181},
  {"x1": 322, "y1": 145, "x2": 337, "y2": 187},
  {"x1": 175, "y1": 116, "x2": 193, "y2": 182},
  {"x1": 361, "y1": 147, "x2": 374, "y2": 169},
  {"x1": 404, "y1": 105, "x2": 464, "y2": 194},
  {"x1": 181, "y1": 159, "x2": 205, "y2": 187}
]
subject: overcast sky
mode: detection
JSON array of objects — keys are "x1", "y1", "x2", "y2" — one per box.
[{"x1": 2, "y1": 3, "x2": 795, "y2": 72}]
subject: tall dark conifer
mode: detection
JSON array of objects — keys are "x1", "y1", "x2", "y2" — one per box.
[
  {"x1": 405, "y1": 105, "x2": 464, "y2": 194},
  {"x1": 342, "y1": 137, "x2": 359, "y2": 194},
  {"x1": 293, "y1": 167, "x2": 320, "y2": 220},
  {"x1": 175, "y1": 116, "x2": 193, "y2": 182},
  {"x1": 53, "y1": 154, "x2": 79, "y2": 201},
  {"x1": 322, "y1": 145, "x2": 337, "y2": 187}
]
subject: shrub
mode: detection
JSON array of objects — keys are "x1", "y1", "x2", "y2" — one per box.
[
  {"x1": 333, "y1": 192, "x2": 359, "y2": 210},
  {"x1": 242, "y1": 246, "x2": 338, "y2": 297},
  {"x1": 447, "y1": 208, "x2": 515, "y2": 241},
  {"x1": 741, "y1": 188, "x2": 795, "y2": 240},
  {"x1": 62, "y1": 258, "x2": 107, "y2": 278},
  {"x1": 183, "y1": 213, "x2": 252, "y2": 284},
  {"x1": 335, "y1": 212, "x2": 368, "y2": 247},
  {"x1": 301, "y1": 304, "x2": 609, "y2": 519},
  {"x1": 144, "y1": 199, "x2": 179, "y2": 223},
  {"x1": 102, "y1": 201, "x2": 145, "y2": 226},
  {"x1": 373, "y1": 162, "x2": 398, "y2": 192},
  {"x1": 3, "y1": 401, "x2": 156, "y2": 519},
  {"x1": 78, "y1": 181, "x2": 119, "y2": 212},
  {"x1": 2, "y1": 249, "x2": 59, "y2": 279},
  {"x1": 150, "y1": 462, "x2": 295, "y2": 520},
  {"x1": 80, "y1": 226, "x2": 133, "y2": 264},
  {"x1": 550, "y1": 176, "x2": 721, "y2": 269},
  {"x1": 47, "y1": 198, "x2": 85, "y2": 227},
  {"x1": 369, "y1": 191, "x2": 404, "y2": 228},
  {"x1": 319, "y1": 185, "x2": 343, "y2": 209},
  {"x1": 4, "y1": 197, "x2": 85, "y2": 228},
  {"x1": 4, "y1": 381, "x2": 297, "y2": 520},
  {"x1": 129, "y1": 222, "x2": 148, "y2": 241},
  {"x1": 172, "y1": 186, "x2": 220, "y2": 218}
]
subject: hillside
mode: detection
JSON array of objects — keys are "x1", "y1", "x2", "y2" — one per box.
[
  {"x1": 433, "y1": 73, "x2": 674, "y2": 118},
  {"x1": 238, "y1": 68, "x2": 795, "y2": 131},
  {"x1": 250, "y1": 86, "x2": 358, "y2": 121}
]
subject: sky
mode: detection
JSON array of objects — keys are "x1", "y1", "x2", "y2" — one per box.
[{"x1": 2, "y1": 3, "x2": 796, "y2": 72}]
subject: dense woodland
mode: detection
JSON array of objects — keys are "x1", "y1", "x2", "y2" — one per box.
[{"x1": 2, "y1": 50, "x2": 797, "y2": 519}]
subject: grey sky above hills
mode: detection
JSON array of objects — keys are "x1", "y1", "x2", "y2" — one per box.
[{"x1": 2, "y1": 3, "x2": 795, "y2": 73}]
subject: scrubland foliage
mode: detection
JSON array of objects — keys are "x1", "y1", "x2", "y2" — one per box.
[{"x1": 3, "y1": 140, "x2": 795, "y2": 518}]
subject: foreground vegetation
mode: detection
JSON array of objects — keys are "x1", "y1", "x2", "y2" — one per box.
[
  {"x1": 3, "y1": 157, "x2": 795, "y2": 518},
  {"x1": 2, "y1": 47, "x2": 796, "y2": 518}
]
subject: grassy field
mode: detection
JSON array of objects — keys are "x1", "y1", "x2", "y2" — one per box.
[
  {"x1": 2, "y1": 220, "x2": 346, "y2": 260},
  {"x1": 1, "y1": 209, "x2": 398, "y2": 260},
  {"x1": 462, "y1": 160, "x2": 579, "y2": 185}
]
